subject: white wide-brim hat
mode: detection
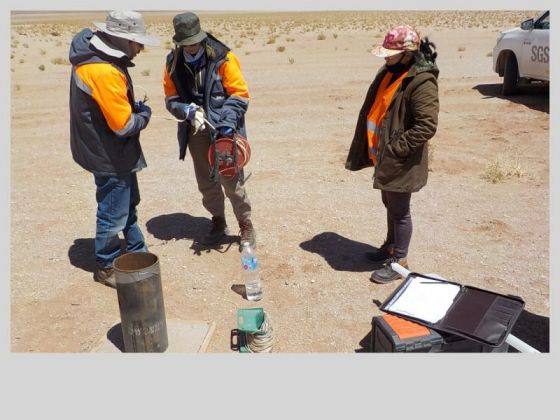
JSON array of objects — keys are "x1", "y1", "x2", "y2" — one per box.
[{"x1": 94, "y1": 10, "x2": 160, "y2": 47}]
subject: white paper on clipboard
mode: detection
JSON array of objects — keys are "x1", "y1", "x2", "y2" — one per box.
[{"x1": 384, "y1": 275, "x2": 461, "y2": 323}]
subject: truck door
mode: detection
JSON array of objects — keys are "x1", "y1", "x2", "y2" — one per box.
[{"x1": 521, "y1": 12, "x2": 549, "y2": 80}]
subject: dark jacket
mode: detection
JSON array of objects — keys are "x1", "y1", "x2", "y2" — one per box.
[
  {"x1": 163, "y1": 35, "x2": 249, "y2": 160},
  {"x1": 345, "y1": 53, "x2": 439, "y2": 192},
  {"x1": 69, "y1": 29, "x2": 148, "y2": 176}
]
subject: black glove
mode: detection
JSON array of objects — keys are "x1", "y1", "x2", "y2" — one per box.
[{"x1": 135, "y1": 101, "x2": 152, "y2": 121}]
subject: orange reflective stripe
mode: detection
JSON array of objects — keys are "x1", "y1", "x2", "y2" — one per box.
[
  {"x1": 366, "y1": 71, "x2": 408, "y2": 164},
  {"x1": 218, "y1": 51, "x2": 250, "y2": 99},
  {"x1": 162, "y1": 64, "x2": 178, "y2": 97},
  {"x1": 75, "y1": 63, "x2": 132, "y2": 132}
]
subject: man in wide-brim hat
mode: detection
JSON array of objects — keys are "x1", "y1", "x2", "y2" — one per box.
[
  {"x1": 162, "y1": 11, "x2": 257, "y2": 252},
  {"x1": 69, "y1": 10, "x2": 159, "y2": 288}
]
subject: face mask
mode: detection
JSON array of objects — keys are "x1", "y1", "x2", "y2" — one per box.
[
  {"x1": 386, "y1": 54, "x2": 414, "y2": 73},
  {"x1": 183, "y1": 45, "x2": 204, "y2": 63}
]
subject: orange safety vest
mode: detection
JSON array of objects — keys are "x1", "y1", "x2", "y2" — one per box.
[{"x1": 366, "y1": 71, "x2": 408, "y2": 165}]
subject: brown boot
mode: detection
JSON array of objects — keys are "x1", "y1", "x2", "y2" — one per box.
[
  {"x1": 201, "y1": 216, "x2": 228, "y2": 245},
  {"x1": 94, "y1": 267, "x2": 116, "y2": 288},
  {"x1": 238, "y1": 219, "x2": 256, "y2": 251}
]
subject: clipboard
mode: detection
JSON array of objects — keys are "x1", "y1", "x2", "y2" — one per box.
[{"x1": 380, "y1": 272, "x2": 525, "y2": 347}]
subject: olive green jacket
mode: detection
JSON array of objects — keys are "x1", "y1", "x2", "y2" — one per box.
[{"x1": 345, "y1": 58, "x2": 439, "y2": 192}]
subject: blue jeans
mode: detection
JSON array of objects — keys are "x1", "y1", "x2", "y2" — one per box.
[{"x1": 94, "y1": 173, "x2": 147, "y2": 269}]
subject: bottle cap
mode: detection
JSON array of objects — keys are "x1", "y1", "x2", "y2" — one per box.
[{"x1": 242, "y1": 241, "x2": 250, "y2": 247}]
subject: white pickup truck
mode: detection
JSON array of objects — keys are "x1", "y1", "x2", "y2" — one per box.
[{"x1": 493, "y1": 10, "x2": 549, "y2": 95}]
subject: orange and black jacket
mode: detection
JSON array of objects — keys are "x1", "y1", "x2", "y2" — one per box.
[
  {"x1": 69, "y1": 28, "x2": 149, "y2": 176},
  {"x1": 163, "y1": 34, "x2": 250, "y2": 160}
]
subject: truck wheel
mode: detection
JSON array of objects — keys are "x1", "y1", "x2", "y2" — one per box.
[{"x1": 502, "y1": 53, "x2": 519, "y2": 96}]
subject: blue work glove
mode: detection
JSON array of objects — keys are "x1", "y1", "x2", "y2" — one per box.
[
  {"x1": 217, "y1": 126, "x2": 234, "y2": 138},
  {"x1": 135, "y1": 101, "x2": 152, "y2": 121},
  {"x1": 181, "y1": 102, "x2": 199, "y2": 122}
]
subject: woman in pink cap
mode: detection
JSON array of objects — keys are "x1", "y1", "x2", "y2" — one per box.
[{"x1": 345, "y1": 25, "x2": 439, "y2": 284}]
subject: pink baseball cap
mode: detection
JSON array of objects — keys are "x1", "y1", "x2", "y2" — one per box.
[{"x1": 372, "y1": 25, "x2": 420, "y2": 58}]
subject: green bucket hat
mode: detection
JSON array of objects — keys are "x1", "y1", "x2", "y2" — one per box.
[{"x1": 172, "y1": 12, "x2": 207, "y2": 46}]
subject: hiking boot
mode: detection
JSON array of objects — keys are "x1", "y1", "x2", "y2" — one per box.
[
  {"x1": 238, "y1": 219, "x2": 256, "y2": 251},
  {"x1": 370, "y1": 256, "x2": 408, "y2": 284},
  {"x1": 94, "y1": 267, "x2": 116, "y2": 288},
  {"x1": 201, "y1": 216, "x2": 229, "y2": 245},
  {"x1": 364, "y1": 242, "x2": 394, "y2": 263}
]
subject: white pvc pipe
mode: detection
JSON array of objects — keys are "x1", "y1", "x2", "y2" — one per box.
[
  {"x1": 505, "y1": 333, "x2": 540, "y2": 353},
  {"x1": 389, "y1": 263, "x2": 540, "y2": 353},
  {"x1": 391, "y1": 262, "x2": 412, "y2": 278}
]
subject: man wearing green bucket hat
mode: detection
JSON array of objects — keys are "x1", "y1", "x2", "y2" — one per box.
[{"x1": 162, "y1": 12, "x2": 256, "y2": 252}]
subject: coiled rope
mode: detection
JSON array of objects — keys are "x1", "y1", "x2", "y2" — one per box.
[{"x1": 245, "y1": 311, "x2": 274, "y2": 353}]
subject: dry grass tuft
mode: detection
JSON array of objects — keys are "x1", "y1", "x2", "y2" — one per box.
[
  {"x1": 482, "y1": 153, "x2": 524, "y2": 183},
  {"x1": 51, "y1": 57, "x2": 69, "y2": 65}
]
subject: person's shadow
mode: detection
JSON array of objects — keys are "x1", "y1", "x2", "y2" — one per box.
[
  {"x1": 300, "y1": 232, "x2": 383, "y2": 272},
  {"x1": 146, "y1": 212, "x2": 238, "y2": 254},
  {"x1": 68, "y1": 238, "x2": 96, "y2": 273},
  {"x1": 509, "y1": 309, "x2": 549, "y2": 353}
]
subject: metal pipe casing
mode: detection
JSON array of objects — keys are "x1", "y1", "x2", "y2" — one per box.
[{"x1": 113, "y1": 252, "x2": 168, "y2": 352}]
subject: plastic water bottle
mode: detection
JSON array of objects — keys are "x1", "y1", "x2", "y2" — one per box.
[{"x1": 240, "y1": 241, "x2": 262, "y2": 301}]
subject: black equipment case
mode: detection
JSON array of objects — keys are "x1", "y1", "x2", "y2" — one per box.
[
  {"x1": 380, "y1": 272, "x2": 524, "y2": 348},
  {"x1": 371, "y1": 314, "x2": 509, "y2": 352}
]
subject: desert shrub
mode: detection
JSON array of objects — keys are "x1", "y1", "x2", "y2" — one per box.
[
  {"x1": 317, "y1": 33, "x2": 326, "y2": 40},
  {"x1": 288, "y1": 57, "x2": 295, "y2": 64},
  {"x1": 39, "y1": 48, "x2": 46, "y2": 55},
  {"x1": 50, "y1": 31, "x2": 61, "y2": 37},
  {"x1": 482, "y1": 153, "x2": 523, "y2": 183},
  {"x1": 141, "y1": 69, "x2": 151, "y2": 76},
  {"x1": 333, "y1": 33, "x2": 338, "y2": 39},
  {"x1": 19, "y1": 59, "x2": 24, "y2": 64},
  {"x1": 276, "y1": 46, "x2": 286, "y2": 52},
  {"x1": 23, "y1": 43, "x2": 29, "y2": 48},
  {"x1": 486, "y1": 51, "x2": 493, "y2": 57},
  {"x1": 51, "y1": 57, "x2": 69, "y2": 65},
  {"x1": 266, "y1": 36, "x2": 276, "y2": 44},
  {"x1": 458, "y1": 46, "x2": 466, "y2": 52},
  {"x1": 38, "y1": 64, "x2": 45, "y2": 71}
]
